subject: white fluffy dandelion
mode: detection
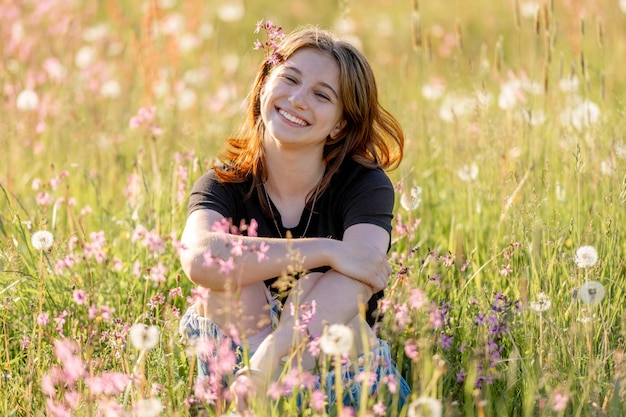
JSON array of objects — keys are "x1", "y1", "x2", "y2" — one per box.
[
  {"x1": 319, "y1": 324, "x2": 354, "y2": 356},
  {"x1": 457, "y1": 162, "x2": 479, "y2": 182},
  {"x1": 400, "y1": 185, "x2": 423, "y2": 211},
  {"x1": 31, "y1": 230, "x2": 54, "y2": 251},
  {"x1": 574, "y1": 246, "x2": 598, "y2": 268},
  {"x1": 217, "y1": 1, "x2": 244, "y2": 22},
  {"x1": 16, "y1": 89, "x2": 39, "y2": 111},
  {"x1": 421, "y1": 79, "x2": 445, "y2": 100},
  {"x1": 407, "y1": 396, "x2": 443, "y2": 417},
  {"x1": 578, "y1": 281, "x2": 605, "y2": 305},
  {"x1": 129, "y1": 324, "x2": 160, "y2": 351},
  {"x1": 529, "y1": 292, "x2": 551, "y2": 313},
  {"x1": 133, "y1": 397, "x2": 163, "y2": 417}
]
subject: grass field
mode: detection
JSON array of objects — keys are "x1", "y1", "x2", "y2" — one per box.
[{"x1": 1, "y1": 0, "x2": 626, "y2": 416}]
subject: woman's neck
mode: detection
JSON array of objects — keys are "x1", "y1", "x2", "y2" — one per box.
[{"x1": 264, "y1": 148, "x2": 325, "y2": 199}]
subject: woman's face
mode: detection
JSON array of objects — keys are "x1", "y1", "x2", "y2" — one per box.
[{"x1": 260, "y1": 48, "x2": 345, "y2": 152}]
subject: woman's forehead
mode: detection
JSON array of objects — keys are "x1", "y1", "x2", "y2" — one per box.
[{"x1": 279, "y1": 49, "x2": 340, "y2": 84}]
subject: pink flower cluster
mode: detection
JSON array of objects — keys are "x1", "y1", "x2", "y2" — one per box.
[
  {"x1": 42, "y1": 338, "x2": 130, "y2": 417},
  {"x1": 129, "y1": 106, "x2": 162, "y2": 135}
]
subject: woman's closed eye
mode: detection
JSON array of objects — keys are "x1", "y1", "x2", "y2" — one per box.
[
  {"x1": 315, "y1": 91, "x2": 331, "y2": 101},
  {"x1": 281, "y1": 75, "x2": 298, "y2": 84}
]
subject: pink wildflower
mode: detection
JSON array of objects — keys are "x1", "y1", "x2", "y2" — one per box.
[
  {"x1": 394, "y1": 303, "x2": 410, "y2": 330},
  {"x1": 36, "y1": 192, "x2": 52, "y2": 206},
  {"x1": 252, "y1": 241, "x2": 270, "y2": 262},
  {"x1": 46, "y1": 398, "x2": 71, "y2": 417},
  {"x1": 202, "y1": 250, "x2": 214, "y2": 267},
  {"x1": 188, "y1": 286, "x2": 210, "y2": 304},
  {"x1": 112, "y1": 257, "x2": 123, "y2": 271},
  {"x1": 307, "y1": 336, "x2": 321, "y2": 357},
  {"x1": 384, "y1": 374, "x2": 397, "y2": 394},
  {"x1": 20, "y1": 335, "x2": 31, "y2": 350},
  {"x1": 211, "y1": 218, "x2": 231, "y2": 233},
  {"x1": 73, "y1": 289, "x2": 87, "y2": 306},
  {"x1": 88, "y1": 304, "x2": 99, "y2": 320},
  {"x1": 552, "y1": 391, "x2": 569, "y2": 412},
  {"x1": 100, "y1": 305, "x2": 115, "y2": 322},
  {"x1": 168, "y1": 287, "x2": 183, "y2": 299},
  {"x1": 379, "y1": 298, "x2": 391, "y2": 314},
  {"x1": 310, "y1": 389, "x2": 326, "y2": 411},
  {"x1": 247, "y1": 219, "x2": 258, "y2": 237},
  {"x1": 54, "y1": 311, "x2": 69, "y2": 335},
  {"x1": 291, "y1": 300, "x2": 317, "y2": 333},
  {"x1": 404, "y1": 340, "x2": 418, "y2": 360},
  {"x1": 147, "y1": 262, "x2": 168, "y2": 283},
  {"x1": 38, "y1": 312, "x2": 50, "y2": 326},
  {"x1": 230, "y1": 238, "x2": 247, "y2": 256},
  {"x1": 408, "y1": 288, "x2": 427, "y2": 309},
  {"x1": 53, "y1": 339, "x2": 86, "y2": 384},
  {"x1": 373, "y1": 401, "x2": 386, "y2": 416},
  {"x1": 217, "y1": 257, "x2": 235, "y2": 275}
]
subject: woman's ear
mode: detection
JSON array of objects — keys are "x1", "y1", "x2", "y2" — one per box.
[{"x1": 330, "y1": 119, "x2": 347, "y2": 139}]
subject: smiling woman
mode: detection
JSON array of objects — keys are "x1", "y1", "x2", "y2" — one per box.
[{"x1": 178, "y1": 25, "x2": 408, "y2": 412}]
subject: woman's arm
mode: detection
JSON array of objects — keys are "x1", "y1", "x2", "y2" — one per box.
[{"x1": 180, "y1": 209, "x2": 390, "y2": 291}]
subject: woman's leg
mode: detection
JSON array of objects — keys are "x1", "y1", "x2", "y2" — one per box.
[{"x1": 180, "y1": 281, "x2": 273, "y2": 378}]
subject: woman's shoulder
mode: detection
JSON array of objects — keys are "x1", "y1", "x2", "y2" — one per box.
[
  {"x1": 192, "y1": 168, "x2": 251, "y2": 194},
  {"x1": 336, "y1": 158, "x2": 392, "y2": 187}
]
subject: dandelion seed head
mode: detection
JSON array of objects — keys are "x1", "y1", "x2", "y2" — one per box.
[
  {"x1": 217, "y1": 1, "x2": 244, "y2": 22},
  {"x1": 457, "y1": 162, "x2": 479, "y2": 182},
  {"x1": 133, "y1": 397, "x2": 163, "y2": 417},
  {"x1": 32, "y1": 230, "x2": 54, "y2": 251},
  {"x1": 100, "y1": 80, "x2": 121, "y2": 98},
  {"x1": 555, "y1": 182, "x2": 566, "y2": 202},
  {"x1": 75, "y1": 45, "x2": 96, "y2": 69},
  {"x1": 16, "y1": 89, "x2": 39, "y2": 111},
  {"x1": 407, "y1": 396, "x2": 443, "y2": 417},
  {"x1": 600, "y1": 159, "x2": 615, "y2": 176},
  {"x1": 400, "y1": 186, "x2": 422, "y2": 211},
  {"x1": 529, "y1": 292, "x2": 551, "y2": 312},
  {"x1": 520, "y1": 1, "x2": 541, "y2": 18},
  {"x1": 559, "y1": 75, "x2": 579, "y2": 93},
  {"x1": 578, "y1": 281, "x2": 605, "y2": 305},
  {"x1": 319, "y1": 324, "x2": 353, "y2": 356},
  {"x1": 574, "y1": 245, "x2": 598, "y2": 268},
  {"x1": 422, "y1": 79, "x2": 445, "y2": 100},
  {"x1": 438, "y1": 93, "x2": 475, "y2": 122},
  {"x1": 615, "y1": 142, "x2": 626, "y2": 159},
  {"x1": 129, "y1": 323, "x2": 160, "y2": 350}
]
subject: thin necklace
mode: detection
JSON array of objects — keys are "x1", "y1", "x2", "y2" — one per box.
[{"x1": 263, "y1": 180, "x2": 321, "y2": 239}]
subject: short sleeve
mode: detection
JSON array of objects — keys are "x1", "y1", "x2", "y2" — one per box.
[
  {"x1": 340, "y1": 166, "x2": 395, "y2": 235},
  {"x1": 187, "y1": 170, "x2": 243, "y2": 219}
]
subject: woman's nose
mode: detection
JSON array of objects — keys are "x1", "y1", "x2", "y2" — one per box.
[{"x1": 287, "y1": 88, "x2": 307, "y2": 109}]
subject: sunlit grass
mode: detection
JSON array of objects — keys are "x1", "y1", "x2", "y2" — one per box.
[{"x1": 1, "y1": 0, "x2": 625, "y2": 416}]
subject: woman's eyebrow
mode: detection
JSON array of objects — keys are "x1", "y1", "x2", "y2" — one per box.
[{"x1": 282, "y1": 65, "x2": 339, "y2": 99}]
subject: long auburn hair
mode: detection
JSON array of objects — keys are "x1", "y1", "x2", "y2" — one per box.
[{"x1": 214, "y1": 26, "x2": 404, "y2": 214}]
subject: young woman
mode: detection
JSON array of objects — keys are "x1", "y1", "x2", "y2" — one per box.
[{"x1": 179, "y1": 26, "x2": 409, "y2": 409}]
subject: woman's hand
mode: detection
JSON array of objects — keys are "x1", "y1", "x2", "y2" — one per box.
[{"x1": 328, "y1": 223, "x2": 392, "y2": 292}]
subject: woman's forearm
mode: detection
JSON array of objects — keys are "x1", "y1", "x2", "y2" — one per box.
[{"x1": 180, "y1": 231, "x2": 339, "y2": 290}]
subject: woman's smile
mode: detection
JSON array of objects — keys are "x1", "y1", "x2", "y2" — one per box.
[{"x1": 277, "y1": 108, "x2": 309, "y2": 126}]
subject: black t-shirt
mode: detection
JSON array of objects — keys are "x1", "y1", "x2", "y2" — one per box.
[{"x1": 187, "y1": 158, "x2": 395, "y2": 324}]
